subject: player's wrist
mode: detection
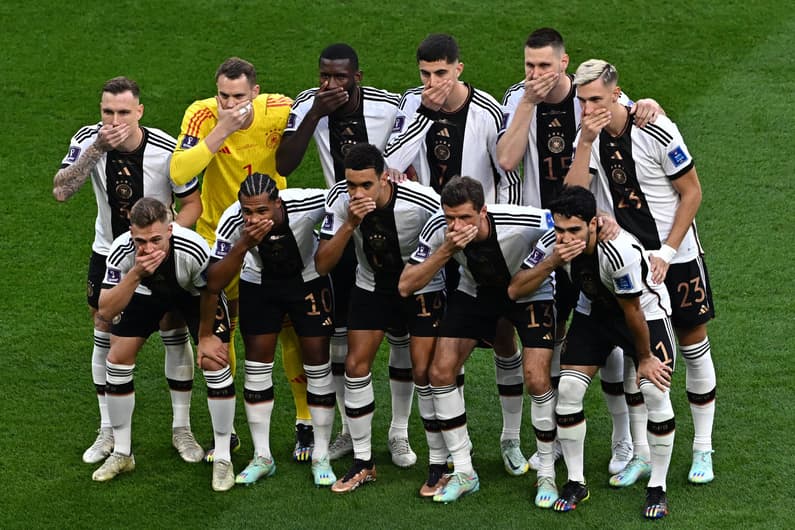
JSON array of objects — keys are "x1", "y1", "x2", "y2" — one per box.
[{"x1": 657, "y1": 244, "x2": 677, "y2": 264}]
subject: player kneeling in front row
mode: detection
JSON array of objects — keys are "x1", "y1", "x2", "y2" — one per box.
[
  {"x1": 93, "y1": 197, "x2": 232, "y2": 490},
  {"x1": 509, "y1": 185, "x2": 676, "y2": 519},
  {"x1": 200, "y1": 173, "x2": 337, "y2": 488}
]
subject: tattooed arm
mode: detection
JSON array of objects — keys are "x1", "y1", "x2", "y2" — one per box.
[{"x1": 52, "y1": 143, "x2": 104, "y2": 201}]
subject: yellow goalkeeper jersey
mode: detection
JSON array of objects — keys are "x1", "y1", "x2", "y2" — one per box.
[{"x1": 171, "y1": 93, "x2": 293, "y2": 242}]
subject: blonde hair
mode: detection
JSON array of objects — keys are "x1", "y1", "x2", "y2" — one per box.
[{"x1": 573, "y1": 59, "x2": 618, "y2": 87}]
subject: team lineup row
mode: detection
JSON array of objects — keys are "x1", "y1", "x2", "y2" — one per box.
[{"x1": 52, "y1": 29, "x2": 716, "y2": 521}]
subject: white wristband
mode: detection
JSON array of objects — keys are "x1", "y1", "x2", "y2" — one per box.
[{"x1": 657, "y1": 244, "x2": 677, "y2": 264}]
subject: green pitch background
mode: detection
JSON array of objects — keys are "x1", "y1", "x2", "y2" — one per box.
[{"x1": 1, "y1": 1, "x2": 793, "y2": 528}]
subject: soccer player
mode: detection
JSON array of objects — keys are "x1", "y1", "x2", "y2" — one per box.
[
  {"x1": 276, "y1": 44, "x2": 417, "y2": 466},
  {"x1": 315, "y1": 144, "x2": 444, "y2": 493},
  {"x1": 199, "y1": 173, "x2": 337, "y2": 488},
  {"x1": 91, "y1": 197, "x2": 232, "y2": 491},
  {"x1": 53, "y1": 76, "x2": 205, "y2": 466},
  {"x1": 497, "y1": 28, "x2": 664, "y2": 474},
  {"x1": 566, "y1": 59, "x2": 717, "y2": 484},
  {"x1": 386, "y1": 34, "x2": 532, "y2": 476},
  {"x1": 170, "y1": 58, "x2": 315, "y2": 462},
  {"x1": 399, "y1": 176, "x2": 555, "y2": 504},
  {"x1": 509, "y1": 185, "x2": 676, "y2": 519}
]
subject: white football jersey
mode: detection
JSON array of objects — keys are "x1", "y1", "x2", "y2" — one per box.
[
  {"x1": 60, "y1": 124, "x2": 199, "y2": 256},
  {"x1": 385, "y1": 85, "x2": 521, "y2": 205},
  {"x1": 575, "y1": 112, "x2": 700, "y2": 263},
  {"x1": 285, "y1": 86, "x2": 401, "y2": 187},
  {"x1": 320, "y1": 180, "x2": 443, "y2": 294},
  {"x1": 410, "y1": 204, "x2": 555, "y2": 302},
  {"x1": 501, "y1": 79, "x2": 632, "y2": 208},
  {"x1": 526, "y1": 228, "x2": 671, "y2": 319},
  {"x1": 103, "y1": 223, "x2": 209, "y2": 296},
  {"x1": 212, "y1": 189, "x2": 327, "y2": 284}
]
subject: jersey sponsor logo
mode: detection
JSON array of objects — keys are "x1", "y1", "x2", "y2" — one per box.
[
  {"x1": 286, "y1": 113, "x2": 297, "y2": 129},
  {"x1": 181, "y1": 135, "x2": 199, "y2": 149},
  {"x1": 392, "y1": 115, "x2": 405, "y2": 133},
  {"x1": 614, "y1": 274, "x2": 634, "y2": 291},
  {"x1": 413, "y1": 242, "x2": 430, "y2": 260},
  {"x1": 215, "y1": 241, "x2": 231, "y2": 257},
  {"x1": 525, "y1": 247, "x2": 546, "y2": 267},
  {"x1": 667, "y1": 146, "x2": 687, "y2": 166},
  {"x1": 66, "y1": 146, "x2": 81, "y2": 163},
  {"x1": 321, "y1": 213, "x2": 334, "y2": 231},
  {"x1": 106, "y1": 268, "x2": 121, "y2": 284}
]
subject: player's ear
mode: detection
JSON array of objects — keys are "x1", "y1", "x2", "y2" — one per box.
[
  {"x1": 560, "y1": 53, "x2": 570, "y2": 72},
  {"x1": 137, "y1": 103, "x2": 144, "y2": 120},
  {"x1": 456, "y1": 61, "x2": 464, "y2": 78},
  {"x1": 355, "y1": 70, "x2": 363, "y2": 84},
  {"x1": 252, "y1": 84, "x2": 261, "y2": 98},
  {"x1": 613, "y1": 86, "x2": 621, "y2": 103}
]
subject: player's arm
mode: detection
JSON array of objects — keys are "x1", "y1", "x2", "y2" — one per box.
[
  {"x1": 53, "y1": 143, "x2": 103, "y2": 201},
  {"x1": 173, "y1": 188, "x2": 202, "y2": 227},
  {"x1": 384, "y1": 106, "x2": 434, "y2": 172},
  {"x1": 97, "y1": 248, "x2": 165, "y2": 322},
  {"x1": 315, "y1": 221, "x2": 356, "y2": 276},
  {"x1": 508, "y1": 255, "x2": 558, "y2": 301},
  {"x1": 617, "y1": 295, "x2": 671, "y2": 391},
  {"x1": 650, "y1": 167, "x2": 702, "y2": 283},
  {"x1": 496, "y1": 100, "x2": 533, "y2": 172},
  {"x1": 629, "y1": 98, "x2": 665, "y2": 128}
]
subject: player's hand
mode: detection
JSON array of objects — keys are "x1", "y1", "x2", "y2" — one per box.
[
  {"x1": 421, "y1": 80, "x2": 454, "y2": 112},
  {"x1": 241, "y1": 218, "x2": 273, "y2": 248},
  {"x1": 630, "y1": 98, "x2": 663, "y2": 128},
  {"x1": 444, "y1": 224, "x2": 478, "y2": 251},
  {"x1": 553, "y1": 238, "x2": 586, "y2": 263},
  {"x1": 649, "y1": 255, "x2": 670, "y2": 285},
  {"x1": 133, "y1": 248, "x2": 166, "y2": 277},
  {"x1": 310, "y1": 81, "x2": 349, "y2": 117},
  {"x1": 215, "y1": 97, "x2": 252, "y2": 135},
  {"x1": 580, "y1": 108, "x2": 611, "y2": 144},
  {"x1": 637, "y1": 355, "x2": 672, "y2": 391},
  {"x1": 94, "y1": 123, "x2": 131, "y2": 151},
  {"x1": 523, "y1": 72, "x2": 559, "y2": 105},
  {"x1": 348, "y1": 196, "x2": 376, "y2": 226},
  {"x1": 386, "y1": 167, "x2": 409, "y2": 183},
  {"x1": 197, "y1": 335, "x2": 229, "y2": 369},
  {"x1": 597, "y1": 215, "x2": 621, "y2": 241}
]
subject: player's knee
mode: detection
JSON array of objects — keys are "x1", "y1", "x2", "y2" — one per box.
[
  {"x1": 556, "y1": 372, "x2": 589, "y2": 416},
  {"x1": 639, "y1": 381, "x2": 674, "y2": 422}
]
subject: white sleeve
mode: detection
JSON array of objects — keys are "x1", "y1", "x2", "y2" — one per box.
[
  {"x1": 211, "y1": 204, "x2": 243, "y2": 259},
  {"x1": 284, "y1": 89, "x2": 316, "y2": 135},
  {"x1": 521, "y1": 228, "x2": 556, "y2": 269},
  {"x1": 60, "y1": 124, "x2": 100, "y2": 167},
  {"x1": 319, "y1": 190, "x2": 349, "y2": 240}
]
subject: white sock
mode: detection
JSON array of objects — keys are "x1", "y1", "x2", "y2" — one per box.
[
  {"x1": 623, "y1": 360, "x2": 650, "y2": 461},
  {"x1": 387, "y1": 333, "x2": 413, "y2": 440},
  {"x1": 345, "y1": 373, "x2": 374, "y2": 461},
  {"x1": 105, "y1": 361, "x2": 135, "y2": 456},
  {"x1": 495, "y1": 349, "x2": 524, "y2": 442},
  {"x1": 92, "y1": 329, "x2": 111, "y2": 429},
  {"x1": 305, "y1": 362, "x2": 336, "y2": 461},
  {"x1": 204, "y1": 366, "x2": 235, "y2": 462},
  {"x1": 531, "y1": 389, "x2": 556, "y2": 478},
  {"x1": 417, "y1": 384, "x2": 446, "y2": 465},
  {"x1": 556, "y1": 370, "x2": 590, "y2": 484},
  {"x1": 244, "y1": 360, "x2": 274, "y2": 460},
  {"x1": 681, "y1": 337, "x2": 716, "y2": 452},
  {"x1": 161, "y1": 327, "x2": 194, "y2": 429},
  {"x1": 640, "y1": 380, "x2": 675, "y2": 491},
  {"x1": 600, "y1": 347, "x2": 630, "y2": 444},
  {"x1": 433, "y1": 384, "x2": 472, "y2": 475},
  {"x1": 330, "y1": 331, "x2": 349, "y2": 435}
]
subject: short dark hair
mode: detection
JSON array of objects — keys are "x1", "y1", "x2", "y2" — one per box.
[
  {"x1": 130, "y1": 197, "x2": 169, "y2": 227},
  {"x1": 215, "y1": 57, "x2": 257, "y2": 85},
  {"x1": 239, "y1": 172, "x2": 279, "y2": 201},
  {"x1": 344, "y1": 143, "x2": 385, "y2": 175},
  {"x1": 548, "y1": 185, "x2": 597, "y2": 223},
  {"x1": 525, "y1": 27, "x2": 565, "y2": 52},
  {"x1": 417, "y1": 33, "x2": 459, "y2": 64},
  {"x1": 440, "y1": 176, "x2": 484, "y2": 211},
  {"x1": 320, "y1": 43, "x2": 359, "y2": 70},
  {"x1": 102, "y1": 76, "x2": 140, "y2": 98}
]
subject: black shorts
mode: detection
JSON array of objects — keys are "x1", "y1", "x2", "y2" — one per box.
[
  {"x1": 563, "y1": 311, "x2": 675, "y2": 369},
  {"x1": 439, "y1": 290, "x2": 554, "y2": 349},
  {"x1": 664, "y1": 255, "x2": 715, "y2": 328},
  {"x1": 347, "y1": 286, "x2": 445, "y2": 338},
  {"x1": 329, "y1": 240, "x2": 357, "y2": 328},
  {"x1": 87, "y1": 251, "x2": 106, "y2": 309},
  {"x1": 111, "y1": 291, "x2": 230, "y2": 344},
  {"x1": 239, "y1": 277, "x2": 334, "y2": 337}
]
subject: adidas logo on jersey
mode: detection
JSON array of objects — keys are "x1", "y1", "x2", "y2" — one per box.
[
  {"x1": 699, "y1": 305, "x2": 710, "y2": 315},
  {"x1": 549, "y1": 118, "x2": 562, "y2": 128},
  {"x1": 436, "y1": 127, "x2": 451, "y2": 138}
]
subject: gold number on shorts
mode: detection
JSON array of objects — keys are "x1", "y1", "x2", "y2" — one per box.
[
  {"x1": 654, "y1": 340, "x2": 672, "y2": 365},
  {"x1": 305, "y1": 293, "x2": 320, "y2": 316},
  {"x1": 676, "y1": 277, "x2": 706, "y2": 308}
]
